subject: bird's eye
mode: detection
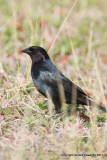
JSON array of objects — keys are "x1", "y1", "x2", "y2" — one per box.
[
  {"x1": 29, "y1": 47, "x2": 35, "y2": 52},
  {"x1": 29, "y1": 47, "x2": 38, "y2": 53}
]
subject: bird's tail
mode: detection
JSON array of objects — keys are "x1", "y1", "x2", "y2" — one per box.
[
  {"x1": 81, "y1": 94, "x2": 107, "y2": 112},
  {"x1": 89, "y1": 98, "x2": 106, "y2": 113},
  {"x1": 98, "y1": 104, "x2": 107, "y2": 112}
]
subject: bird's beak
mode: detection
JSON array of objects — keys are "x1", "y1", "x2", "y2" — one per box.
[{"x1": 21, "y1": 48, "x2": 31, "y2": 55}]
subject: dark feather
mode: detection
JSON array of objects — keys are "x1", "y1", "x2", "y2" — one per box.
[{"x1": 21, "y1": 46, "x2": 107, "y2": 113}]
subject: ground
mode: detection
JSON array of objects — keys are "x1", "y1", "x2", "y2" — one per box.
[{"x1": 0, "y1": 0, "x2": 107, "y2": 159}]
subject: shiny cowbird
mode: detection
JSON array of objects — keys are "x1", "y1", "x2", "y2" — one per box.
[{"x1": 22, "y1": 46, "x2": 106, "y2": 113}]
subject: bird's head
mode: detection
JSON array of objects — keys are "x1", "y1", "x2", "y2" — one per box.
[{"x1": 21, "y1": 46, "x2": 49, "y2": 63}]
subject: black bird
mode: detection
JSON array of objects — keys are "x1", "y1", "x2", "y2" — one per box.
[{"x1": 22, "y1": 46, "x2": 106, "y2": 113}]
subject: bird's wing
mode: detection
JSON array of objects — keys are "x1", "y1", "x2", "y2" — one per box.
[{"x1": 40, "y1": 69, "x2": 87, "y2": 97}]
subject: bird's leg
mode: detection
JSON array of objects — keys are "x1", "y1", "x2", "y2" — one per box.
[
  {"x1": 55, "y1": 104, "x2": 62, "y2": 113},
  {"x1": 53, "y1": 100, "x2": 61, "y2": 113},
  {"x1": 52, "y1": 103, "x2": 62, "y2": 120}
]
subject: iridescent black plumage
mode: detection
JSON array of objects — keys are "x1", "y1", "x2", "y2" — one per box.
[{"x1": 22, "y1": 46, "x2": 106, "y2": 112}]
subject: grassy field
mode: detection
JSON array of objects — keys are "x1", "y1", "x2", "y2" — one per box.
[{"x1": 0, "y1": 0, "x2": 107, "y2": 159}]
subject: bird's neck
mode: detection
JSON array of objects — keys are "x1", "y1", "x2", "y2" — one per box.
[{"x1": 31, "y1": 60, "x2": 47, "y2": 78}]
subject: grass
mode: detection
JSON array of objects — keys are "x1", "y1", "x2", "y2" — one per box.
[{"x1": 0, "y1": 0, "x2": 107, "y2": 159}]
